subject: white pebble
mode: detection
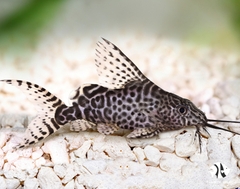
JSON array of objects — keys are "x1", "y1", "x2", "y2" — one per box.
[
  {"x1": 181, "y1": 164, "x2": 195, "y2": 177},
  {"x1": 222, "y1": 104, "x2": 239, "y2": 118},
  {"x1": 158, "y1": 129, "x2": 181, "y2": 139},
  {"x1": 0, "y1": 114, "x2": 25, "y2": 128},
  {"x1": 74, "y1": 180, "x2": 85, "y2": 189},
  {"x1": 64, "y1": 179, "x2": 75, "y2": 189},
  {"x1": 0, "y1": 157, "x2": 3, "y2": 170},
  {"x1": 127, "y1": 137, "x2": 157, "y2": 148},
  {"x1": 54, "y1": 164, "x2": 67, "y2": 178},
  {"x1": 231, "y1": 135, "x2": 240, "y2": 159},
  {"x1": 31, "y1": 148, "x2": 43, "y2": 160},
  {"x1": 94, "y1": 136, "x2": 136, "y2": 160},
  {"x1": 82, "y1": 160, "x2": 107, "y2": 175},
  {"x1": 175, "y1": 130, "x2": 198, "y2": 157},
  {"x1": 13, "y1": 122, "x2": 25, "y2": 129},
  {"x1": 159, "y1": 153, "x2": 187, "y2": 172},
  {"x1": 65, "y1": 133, "x2": 85, "y2": 150},
  {"x1": 154, "y1": 138, "x2": 175, "y2": 152},
  {"x1": 13, "y1": 157, "x2": 35, "y2": 171},
  {"x1": 17, "y1": 148, "x2": 32, "y2": 158},
  {"x1": 42, "y1": 137, "x2": 69, "y2": 164},
  {"x1": 201, "y1": 104, "x2": 210, "y2": 116},
  {"x1": 133, "y1": 147, "x2": 145, "y2": 163},
  {"x1": 143, "y1": 145, "x2": 161, "y2": 166},
  {"x1": 229, "y1": 122, "x2": 240, "y2": 134},
  {"x1": 24, "y1": 178, "x2": 39, "y2": 189},
  {"x1": 207, "y1": 137, "x2": 231, "y2": 161},
  {"x1": 189, "y1": 139, "x2": 208, "y2": 162},
  {"x1": 207, "y1": 97, "x2": 223, "y2": 117},
  {"x1": 5, "y1": 178, "x2": 20, "y2": 189},
  {"x1": 4, "y1": 168, "x2": 27, "y2": 181},
  {"x1": 38, "y1": 167, "x2": 63, "y2": 189},
  {"x1": 3, "y1": 131, "x2": 25, "y2": 151},
  {"x1": 0, "y1": 176, "x2": 6, "y2": 189},
  {"x1": 74, "y1": 140, "x2": 92, "y2": 158},
  {"x1": 75, "y1": 174, "x2": 114, "y2": 189},
  {"x1": 105, "y1": 158, "x2": 147, "y2": 177},
  {"x1": 223, "y1": 96, "x2": 240, "y2": 108},
  {"x1": 4, "y1": 151, "x2": 19, "y2": 164},
  {"x1": 124, "y1": 161, "x2": 147, "y2": 177},
  {"x1": 86, "y1": 149, "x2": 111, "y2": 160},
  {"x1": 195, "y1": 88, "x2": 213, "y2": 104},
  {"x1": 35, "y1": 157, "x2": 46, "y2": 168},
  {"x1": 0, "y1": 131, "x2": 10, "y2": 148},
  {"x1": 27, "y1": 168, "x2": 38, "y2": 178},
  {"x1": 3, "y1": 162, "x2": 11, "y2": 172},
  {"x1": 62, "y1": 163, "x2": 79, "y2": 184}
]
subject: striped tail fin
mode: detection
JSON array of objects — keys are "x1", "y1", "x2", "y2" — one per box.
[{"x1": 1, "y1": 80, "x2": 65, "y2": 148}]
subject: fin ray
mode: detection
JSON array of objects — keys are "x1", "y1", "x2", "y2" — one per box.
[
  {"x1": 70, "y1": 119, "x2": 96, "y2": 132},
  {"x1": 1, "y1": 80, "x2": 65, "y2": 148},
  {"x1": 97, "y1": 123, "x2": 119, "y2": 135},
  {"x1": 127, "y1": 127, "x2": 159, "y2": 138},
  {"x1": 95, "y1": 38, "x2": 148, "y2": 89}
]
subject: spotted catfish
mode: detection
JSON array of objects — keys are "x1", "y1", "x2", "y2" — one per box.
[{"x1": 1, "y1": 38, "x2": 240, "y2": 150}]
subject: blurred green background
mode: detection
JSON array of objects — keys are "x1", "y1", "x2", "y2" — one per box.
[{"x1": 0, "y1": 0, "x2": 240, "y2": 54}]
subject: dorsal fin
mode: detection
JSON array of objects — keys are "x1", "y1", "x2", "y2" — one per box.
[{"x1": 95, "y1": 38, "x2": 147, "y2": 89}]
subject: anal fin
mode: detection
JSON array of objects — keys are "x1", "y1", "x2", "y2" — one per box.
[
  {"x1": 127, "y1": 127, "x2": 160, "y2": 138},
  {"x1": 97, "y1": 123, "x2": 119, "y2": 135}
]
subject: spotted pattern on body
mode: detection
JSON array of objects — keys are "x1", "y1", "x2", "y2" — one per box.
[{"x1": 59, "y1": 79, "x2": 207, "y2": 140}]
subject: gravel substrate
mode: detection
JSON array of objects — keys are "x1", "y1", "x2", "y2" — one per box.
[{"x1": 0, "y1": 35, "x2": 240, "y2": 189}]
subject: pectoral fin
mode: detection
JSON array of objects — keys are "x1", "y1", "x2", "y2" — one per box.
[{"x1": 70, "y1": 119, "x2": 96, "y2": 132}]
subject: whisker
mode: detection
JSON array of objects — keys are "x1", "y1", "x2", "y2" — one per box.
[
  {"x1": 195, "y1": 122, "x2": 240, "y2": 153},
  {"x1": 205, "y1": 123, "x2": 240, "y2": 135},
  {"x1": 207, "y1": 119, "x2": 240, "y2": 124},
  {"x1": 194, "y1": 126, "x2": 202, "y2": 153},
  {"x1": 202, "y1": 126, "x2": 211, "y2": 137}
]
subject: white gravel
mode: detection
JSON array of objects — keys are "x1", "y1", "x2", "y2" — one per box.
[{"x1": 0, "y1": 34, "x2": 240, "y2": 188}]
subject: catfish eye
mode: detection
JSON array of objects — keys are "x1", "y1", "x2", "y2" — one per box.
[{"x1": 178, "y1": 105, "x2": 188, "y2": 114}]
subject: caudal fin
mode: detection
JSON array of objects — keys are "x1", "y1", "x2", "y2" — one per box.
[{"x1": 1, "y1": 80, "x2": 65, "y2": 148}]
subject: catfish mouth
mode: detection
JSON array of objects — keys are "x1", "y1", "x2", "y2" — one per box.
[{"x1": 195, "y1": 119, "x2": 240, "y2": 153}]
